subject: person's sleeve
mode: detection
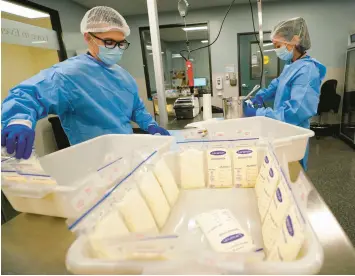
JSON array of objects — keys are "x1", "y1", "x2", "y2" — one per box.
[
  {"x1": 130, "y1": 81, "x2": 157, "y2": 131},
  {"x1": 254, "y1": 77, "x2": 279, "y2": 101},
  {"x1": 256, "y1": 65, "x2": 320, "y2": 126},
  {"x1": 1, "y1": 69, "x2": 72, "y2": 130}
]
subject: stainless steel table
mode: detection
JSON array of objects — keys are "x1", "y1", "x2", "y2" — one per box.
[{"x1": 2, "y1": 127, "x2": 355, "y2": 274}]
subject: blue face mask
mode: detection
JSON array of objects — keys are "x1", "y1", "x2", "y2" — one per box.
[
  {"x1": 97, "y1": 45, "x2": 123, "y2": 66},
  {"x1": 274, "y1": 45, "x2": 294, "y2": 61}
]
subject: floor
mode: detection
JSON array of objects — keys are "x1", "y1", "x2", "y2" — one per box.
[{"x1": 307, "y1": 136, "x2": 355, "y2": 246}]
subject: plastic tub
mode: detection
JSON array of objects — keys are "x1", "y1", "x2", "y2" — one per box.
[
  {"x1": 199, "y1": 116, "x2": 314, "y2": 162},
  {"x1": 65, "y1": 143, "x2": 323, "y2": 275},
  {"x1": 1, "y1": 134, "x2": 174, "y2": 218}
]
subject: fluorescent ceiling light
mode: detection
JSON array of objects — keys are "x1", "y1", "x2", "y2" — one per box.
[
  {"x1": 146, "y1": 45, "x2": 152, "y2": 50},
  {"x1": 201, "y1": 40, "x2": 209, "y2": 43},
  {"x1": 182, "y1": 26, "x2": 208, "y2": 31},
  {"x1": 257, "y1": 49, "x2": 275, "y2": 53},
  {"x1": 32, "y1": 41, "x2": 47, "y2": 44},
  {"x1": 1, "y1": 0, "x2": 50, "y2": 18},
  {"x1": 149, "y1": 52, "x2": 164, "y2": 55},
  {"x1": 172, "y1": 54, "x2": 182, "y2": 58},
  {"x1": 263, "y1": 43, "x2": 273, "y2": 47}
]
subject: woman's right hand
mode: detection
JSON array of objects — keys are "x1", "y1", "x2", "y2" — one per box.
[{"x1": 251, "y1": 95, "x2": 264, "y2": 108}]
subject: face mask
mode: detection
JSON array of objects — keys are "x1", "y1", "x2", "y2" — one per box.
[
  {"x1": 97, "y1": 45, "x2": 123, "y2": 66},
  {"x1": 91, "y1": 37, "x2": 123, "y2": 66},
  {"x1": 274, "y1": 45, "x2": 294, "y2": 61}
]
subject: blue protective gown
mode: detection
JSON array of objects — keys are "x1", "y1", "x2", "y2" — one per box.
[
  {"x1": 255, "y1": 56, "x2": 326, "y2": 170},
  {"x1": 1, "y1": 54, "x2": 157, "y2": 145}
]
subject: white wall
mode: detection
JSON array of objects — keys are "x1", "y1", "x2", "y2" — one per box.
[
  {"x1": 31, "y1": 0, "x2": 88, "y2": 57},
  {"x1": 121, "y1": 0, "x2": 355, "y2": 123}
]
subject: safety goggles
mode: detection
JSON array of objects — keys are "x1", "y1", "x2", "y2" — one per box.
[{"x1": 89, "y1": 32, "x2": 130, "y2": 50}]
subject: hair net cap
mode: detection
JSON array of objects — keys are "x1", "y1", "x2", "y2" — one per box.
[
  {"x1": 271, "y1": 17, "x2": 311, "y2": 51},
  {"x1": 80, "y1": 6, "x2": 130, "y2": 37}
]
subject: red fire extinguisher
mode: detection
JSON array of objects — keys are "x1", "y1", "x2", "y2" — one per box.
[{"x1": 186, "y1": 60, "x2": 194, "y2": 87}]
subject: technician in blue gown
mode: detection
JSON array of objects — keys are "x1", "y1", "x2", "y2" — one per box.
[
  {"x1": 1, "y1": 6, "x2": 169, "y2": 159},
  {"x1": 244, "y1": 17, "x2": 326, "y2": 170}
]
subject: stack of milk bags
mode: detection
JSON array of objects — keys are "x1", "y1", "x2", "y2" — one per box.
[
  {"x1": 255, "y1": 150, "x2": 306, "y2": 261},
  {"x1": 88, "y1": 157, "x2": 180, "y2": 259},
  {"x1": 88, "y1": 145, "x2": 260, "y2": 260},
  {"x1": 180, "y1": 146, "x2": 259, "y2": 189}
]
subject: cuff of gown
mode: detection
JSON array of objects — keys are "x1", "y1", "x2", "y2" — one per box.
[{"x1": 7, "y1": 119, "x2": 33, "y2": 129}]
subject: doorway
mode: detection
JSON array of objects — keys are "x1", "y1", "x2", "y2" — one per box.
[
  {"x1": 237, "y1": 32, "x2": 286, "y2": 104},
  {"x1": 1, "y1": 0, "x2": 66, "y2": 223}
]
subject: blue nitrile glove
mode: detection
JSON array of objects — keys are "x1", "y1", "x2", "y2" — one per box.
[
  {"x1": 251, "y1": 95, "x2": 263, "y2": 108},
  {"x1": 243, "y1": 102, "x2": 257, "y2": 117},
  {"x1": 147, "y1": 125, "x2": 170, "y2": 136},
  {"x1": 1, "y1": 124, "x2": 35, "y2": 159}
]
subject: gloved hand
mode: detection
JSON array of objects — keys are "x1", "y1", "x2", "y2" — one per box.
[
  {"x1": 147, "y1": 125, "x2": 170, "y2": 136},
  {"x1": 251, "y1": 95, "x2": 264, "y2": 108},
  {"x1": 243, "y1": 102, "x2": 258, "y2": 117},
  {"x1": 1, "y1": 124, "x2": 35, "y2": 159}
]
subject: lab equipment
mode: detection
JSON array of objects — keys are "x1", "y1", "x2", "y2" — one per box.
[
  {"x1": 178, "y1": 0, "x2": 189, "y2": 17},
  {"x1": 173, "y1": 96, "x2": 200, "y2": 120},
  {"x1": 195, "y1": 209, "x2": 255, "y2": 252},
  {"x1": 153, "y1": 158, "x2": 180, "y2": 207},
  {"x1": 80, "y1": 6, "x2": 130, "y2": 36},
  {"x1": 147, "y1": 124, "x2": 170, "y2": 136},
  {"x1": 179, "y1": 149, "x2": 205, "y2": 189},
  {"x1": 222, "y1": 85, "x2": 260, "y2": 119},
  {"x1": 254, "y1": 56, "x2": 326, "y2": 169},
  {"x1": 1, "y1": 124, "x2": 35, "y2": 159},
  {"x1": 271, "y1": 17, "x2": 311, "y2": 52},
  {"x1": 194, "y1": 78, "x2": 207, "y2": 87},
  {"x1": 138, "y1": 171, "x2": 171, "y2": 229},
  {"x1": 1, "y1": 54, "x2": 158, "y2": 146},
  {"x1": 206, "y1": 148, "x2": 233, "y2": 188},
  {"x1": 232, "y1": 147, "x2": 258, "y2": 188},
  {"x1": 202, "y1": 94, "x2": 212, "y2": 120}
]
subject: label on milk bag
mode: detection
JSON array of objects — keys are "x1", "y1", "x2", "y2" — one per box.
[
  {"x1": 267, "y1": 205, "x2": 305, "y2": 262},
  {"x1": 207, "y1": 149, "x2": 233, "y2": 188},
  {"x1": 262, "y1": 175, "x2": 292, "y2": 252},
  {"x1": 255, "y1": 151, "x2": 280, "y2": 221},
  {"x1": 195, "y1": 209, "x2": 255, "y2": 253},
  {"x1": 233, "y1": 147, "x2": 258, "y2": 188},
  {"x1": 71, "y1": 180, "x2": 99, "y2": 212}
]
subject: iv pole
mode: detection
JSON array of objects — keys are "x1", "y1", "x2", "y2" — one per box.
[
  {"x1": 257, "y1": 0, "x2": 266, "y2": 88},
  {"x1": 146, "y1": 0, "x2": 168, "y2": 127}
]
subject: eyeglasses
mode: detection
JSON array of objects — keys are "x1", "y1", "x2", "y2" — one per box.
[{"x1": 89, "y1": 32, "x2": 130, "y2": 50}]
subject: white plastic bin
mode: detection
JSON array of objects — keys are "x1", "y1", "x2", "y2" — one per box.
[
  {"x1": 65, "y1": 142, "x2": 323, "y2": 275},
  {"x1": 1, "y1": 134, "x2": 174, "y2": 218},
  {"x1": 199, "y1": 117, "x2": 314, "y2": 163}
]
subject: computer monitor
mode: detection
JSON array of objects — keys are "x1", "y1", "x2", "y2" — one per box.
[{"x1": 194, "y1": 78, "x2": 207, "y2": 87}]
